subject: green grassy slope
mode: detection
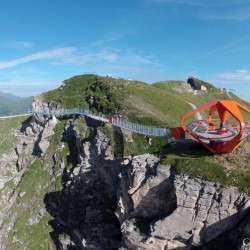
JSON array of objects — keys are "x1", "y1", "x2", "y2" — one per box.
[
  {"x1": 42, "y1": 74, "x2": 250, "y2": 193},
  {"x1": 43, "y1": 74, "x2": 191, "y2": 127},
  {"x1": 0, "y1": 116, "x2": 29, "y2": 154},
  {"x1": 0, "y1": 75, "x2": 250, "y2": 248},
  {"x1": 153, "y1": 80, "x2": 250, "y2": 121},
  {"x1": 42, "y1": 74, "x2": 250, "y2": 126}
]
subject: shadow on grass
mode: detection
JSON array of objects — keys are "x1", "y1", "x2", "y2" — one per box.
[{"x1": 160, "y1": 139, "x2": 213, "y2": 158}]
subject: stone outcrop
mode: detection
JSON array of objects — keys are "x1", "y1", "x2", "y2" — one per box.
[
  {"x1": 0, "y1": 112, "x2": 59, "y2": 247},
  {"x1": 116, "y1": 154, "x2": 250, "y2": 249},
  {"x1": 0, "y1": 110, "x2": 249, "y2": 249}
]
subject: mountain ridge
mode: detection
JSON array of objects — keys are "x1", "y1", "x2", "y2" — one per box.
[
  {"x1": 41, "y1": 74, "x2": 250, "y2": 127},
  {"x1": 0, "y1": 74, "x2": 249, "y2": 249},
  {"x1": 0, "y1": 91, "x2": 33, "y2": 115}
]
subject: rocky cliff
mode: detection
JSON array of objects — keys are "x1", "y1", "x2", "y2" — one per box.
[{"x1": 0, "y1": 107, "x2": 249, "y2": 249}]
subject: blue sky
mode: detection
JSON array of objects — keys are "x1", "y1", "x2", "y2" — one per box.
[{"x1": 0, "y1": 0, "x2": 250, "y2": 101}]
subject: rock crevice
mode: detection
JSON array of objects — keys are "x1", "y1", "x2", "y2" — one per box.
[{"x1": 0, "y1": 112, "x2": 249, "y2": 249}]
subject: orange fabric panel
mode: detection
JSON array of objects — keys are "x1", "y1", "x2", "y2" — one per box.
[{"x1": 180, "y1": 100, "x2": 250, "y2": 154}]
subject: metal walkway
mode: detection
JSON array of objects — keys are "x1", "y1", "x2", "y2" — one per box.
[
  {"x1": 110, "y1": 116, "x2": 170, "y2": 137},
  {"x1": 32, "y1": 108, "x2": 170, "y2": 137}
]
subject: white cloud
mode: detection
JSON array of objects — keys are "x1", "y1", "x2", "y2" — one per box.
[
  {"x1": 0, "y1": 47, "x2": 76, "y2": 69},
  {"x1": 123, "y1": 51, "x2": 155, "y2": 65},
  {"x1": 56, "y1": 48, "x2": 119, "y2": 65},
  {"x1": 149, "y1": 0, "x2": 250, "y2": 20},
  {"x1": 0, "y1": 41, "x2": 33, "y2": 49},
  {"x1": 149, "y1": 0, "x2": 207, "y2": 6},
  {"x1": 9, "y1": 41, "x2": 33, "y2": 49},
  {"x1": 197, "y1": 1, "x2": 250, "y2": 20},
  {"x1": 0, "y1": 46, "x2": 156, "y2": 70},
  {"x1": 0, "y1": 47, "x2": 120, "y2": 70},
  {"x1": 198, "y1": 69, "x2": 250, "y2": 102},
  {"x1": 0, "y1": 45, "x2": 159, "y2": 96},
  {"x1": 209, "y1": 69, "x2": 250, "y2": 85},
  {"x1": 200, "y1": 10, "x2": 250, "y2": 20}
]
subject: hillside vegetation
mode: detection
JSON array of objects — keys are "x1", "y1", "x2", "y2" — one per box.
[
  {"x1": 0, "y1": 75, "x2": 249, "y2": 248},
  {"x1": 42, "y1": 74, "x2": 250, "y2": 193},
  {"x1": 43, "y1": 74, "x2": 250, "y2": 127}
]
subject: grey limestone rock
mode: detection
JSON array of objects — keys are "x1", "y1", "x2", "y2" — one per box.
[
  {"x1": 1, "y1": 107, "x2": 249, "y2": 250},
  {"x1": 117, "y1": 154, "x2": 250, "y2": 249}
]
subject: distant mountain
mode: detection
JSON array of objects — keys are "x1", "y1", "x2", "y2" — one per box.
[
  {"x1": 0, "y1": 91, "x2": 24, "y2": 101},
  {"x1": 0, "y1": 91, "x2": 33, "y2": 115}
]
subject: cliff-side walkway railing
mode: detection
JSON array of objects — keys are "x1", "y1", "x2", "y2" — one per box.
[{"x1": 32, "y1": 108, "x2": 170, "y2": 137}]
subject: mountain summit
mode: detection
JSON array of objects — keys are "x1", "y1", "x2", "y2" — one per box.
[{"x1": 0, "y1": 74, "x2": 249, "y2": 249}]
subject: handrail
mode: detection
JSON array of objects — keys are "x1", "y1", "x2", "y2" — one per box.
[{"x1": 31, "y1": 108, "x2": 170, "y2": 138}]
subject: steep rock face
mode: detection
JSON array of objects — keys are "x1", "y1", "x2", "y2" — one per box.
[
  {"x1": 116, "y1": 154, "x2": 250, "y2": 250},
  {"x1": 0, "y1": 113, "x2": 58, "y2": 247},
  {"x1": 15, "y1": 113, "x2": 57, "y2": 170},
  {"x1": 151, "y1": 176, "x2": 249, "y2": 246},
  {"x1": 44, "y1": 127, "x2": 123, "y2": 249},
  {"x1": 32, "y1": 95, "x2": 62, "y2": 112},
  {"x1": 116, "y1": 154, "x2": 176, "y2": 221},
  {"x1": 0, "y1": 112, "x2": 249, "y2": 249}
]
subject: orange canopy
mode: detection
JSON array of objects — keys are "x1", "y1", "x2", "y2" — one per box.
[{"x1": 180, "y1": 100, "x2": 250, "y2": 154}]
